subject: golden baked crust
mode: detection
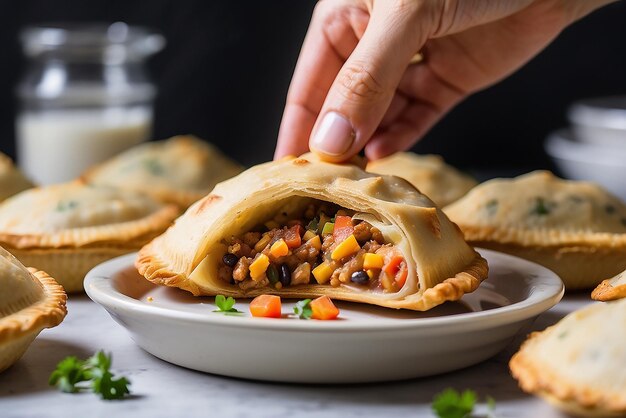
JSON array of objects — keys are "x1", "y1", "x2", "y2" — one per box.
[
  {"x1": 82, "y1": 135, "x2": 244, "y2": 209},
  {"x1": 0, "y1": 152, "x2": 33, "y2": 202},
  {"x1": 366, "y1": 153, "x2": 477, "y2": 207},
  {"x1": 592, "y1": 269, "x2": 626, "y2": 301},
  {"x1": 136, "y1": 155, "x2": 488, "y2": 311},
  {"x1": 444, "y1": 171, "x2": 626, "y2": 290},
  {"x1": 510, "y1": 299, "x2": 626, "y2": 416},
  {"x1": 0, "y1": 247, "x2": 67, "y2": 372},
  {"x1": 0, "y1": 182, "x2": 178, "y2": 292}
]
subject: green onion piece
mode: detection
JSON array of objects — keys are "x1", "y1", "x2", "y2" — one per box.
[
  {"x1": 321, "y1": 222, "x2": 335, "y2": 236},
  {"x1": 306, "y1": 218, "x2": 319, "y2": 232}
]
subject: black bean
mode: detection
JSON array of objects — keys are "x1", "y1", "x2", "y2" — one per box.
[
  {"x1": 279, "y1": 264, "x2": 291, "y2": 286},
  {"x1": 351, "y1": 270, "x2": 370, "y2": 284},
  {"x1": 222, "y1": 253, "x2": 238, "y2": 268},
  {"x1": 267, "y1": 264, "x2": 279, "y2": 284}
]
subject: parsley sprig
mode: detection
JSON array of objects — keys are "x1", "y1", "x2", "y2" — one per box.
[
  {"x1": 293, "y1": 299, "x2": 312, "y2": 319},
  {"x1": 213, "y1": 295, "x2": 243, "y2": 315},
  {"x1": 431, "y1": 388, "x2": 496, "y2": 418},
  {"x1": 49, "y1": 351, "x2": 130, "y2": 400}
]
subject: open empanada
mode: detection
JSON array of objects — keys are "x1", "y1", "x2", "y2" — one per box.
[{"x1": 136, "y1": 156, "x2": 488, "y2": 311}]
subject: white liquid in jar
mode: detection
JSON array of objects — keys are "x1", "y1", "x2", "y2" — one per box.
[{"x1": 16, "y1": 106, "x2": 151, "y2": 185}]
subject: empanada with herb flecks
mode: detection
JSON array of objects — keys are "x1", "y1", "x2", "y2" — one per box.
[
  {"x1": 444, "y1": 171, "x2": 626, "y2": 290},
  {"x1": 510, "y1": 298, "x2": 626, "y2": 417},
  {"x1": 366, "y1": 153, "x2": 477, "y2": 207},
  {"x1": 0, "y1": 153, "x2": 33, "y2": 202},
  {"x1": 0, "y1": 182, "x2": 178, "y2": 292},
  {"x1": 0, "y1": 246, "x2": 66, "y2": 373},
  {"x1": 136, "y1": 155, "x2": 488, "y2": 311},
  {"x1": 82, "y1": 135, "x2": 243, "y2": 210},
  {"x1": 592, "y1": 269, "x2": 626, "y2": 301}
]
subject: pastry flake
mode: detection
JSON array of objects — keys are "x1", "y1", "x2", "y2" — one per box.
[
  {"x1": 136, "y1": 155, "x2": 488, "y2": 311},
  {"x1": 444, "y1": 171, "x2": 626, "y2": 290}
]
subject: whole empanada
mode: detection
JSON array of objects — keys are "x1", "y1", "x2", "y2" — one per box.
[
  {"x1": 136, "y1": 156, "x2": 488, "y2": 311},
  {"x1": 510, "y1": 298, "x2": 626, "y2": 417},
  {"x1": 444, "y1": 171, "x2": 626, "y2": 290},
  {"x1": 0, "y1": 152, "x2": 33, "y2": 202},
  {"x1": 0, "y1": 182, "x2": 178, "y2": 292},
  {"x1": 366, "y1": 152, "x2": 477, "y2": 207},
  {"x1": 82, "y1": 135, "x2": 244, "y2": 210}
]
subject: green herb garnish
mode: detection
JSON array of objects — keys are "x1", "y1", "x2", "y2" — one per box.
[
  {"x1": 49, "y1": 351, "x2": 130, "y2": 400},
  {"x1": 293, "y1": 299, "x2": 312, "y2": 319},
  {"x1": 432, "y1": 388, "x2": 477, "y2": 418},
  {"x1": 485, "y1": 199, "x2": 498, "y2": 216},
  {"x1": 143, "y1": 158, "x2": 165, "y2": 176},
  {"x1": 55, "y1": 200, "x2": 78, "y2": 212},
  {"x1": 306, "y1": 217, "x2": 319, "y2": 232},
  {"x1": 213, "y1": 294, "x2": 243, "y2": 315},
  {"x1": 531, "y1": 197, "x2": 551, "y2": 216}
]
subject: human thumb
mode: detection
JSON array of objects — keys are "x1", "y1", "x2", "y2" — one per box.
[{"x1": 309, "y1": 2, "x2": 430, "y2": 162}]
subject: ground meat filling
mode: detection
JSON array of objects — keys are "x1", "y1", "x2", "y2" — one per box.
[{"x1": 220, "y1": 203, "x2": 408, "y2": 293}]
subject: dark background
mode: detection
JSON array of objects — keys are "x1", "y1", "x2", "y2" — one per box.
[{"x1": 0, "y1": 0, "x2": 625, "y2": 173}]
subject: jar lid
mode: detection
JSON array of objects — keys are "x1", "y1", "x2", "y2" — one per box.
[
  {"x1": 21, "y1": 22, "x2": 165, "y2": 63},
  {"x1": 568, "y1": 96, "x2": 626, "y2": 131}
]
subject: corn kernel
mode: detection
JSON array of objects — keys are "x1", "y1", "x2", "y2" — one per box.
[
  {"x1": 306, "y1": 234, "x2": 322, "y2": 250},
  {"x1": 366, "y1": 269, "x2": 375, "y2": 280},
  {"x1": 312, "y1": 261, "x2": 333, "y2": 284},
  {"x1": 331, "y1": 234, "x2": 360, "y2": 261},
  {"x1": 269, "y1": 239, "x2": 289, "y2": 258},
  {"x1": 249, "y1": 254, "x2": 270, "y2": 280},
  {"x1": 363, "y1": 253, "x2": 384, "y2": 269},
  {"x1": 264, "y1": 220, "x2": 280, "y2": 230},
  {"x1": 303, "y1": 230, "x2": 317, "y2": 241}
]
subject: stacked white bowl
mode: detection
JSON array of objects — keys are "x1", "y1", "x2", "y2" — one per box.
[{"x1": 545, "y1": 96, "x2": 626, "y2": 200}]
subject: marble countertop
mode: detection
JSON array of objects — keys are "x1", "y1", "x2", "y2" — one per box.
[{"x1": 0, "y1": 294, "x2": 589, "y2": 418}]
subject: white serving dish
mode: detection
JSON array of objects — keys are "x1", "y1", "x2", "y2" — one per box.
[
  {"x1": 568, "y1": 96, "x2": 626, "y2": 148},
  {"x1": 545, "y1": 128, "x2": 626, "y2": 201},
  {"x1": 85, "y1": 249, "x2": 563, "y2": 384}
]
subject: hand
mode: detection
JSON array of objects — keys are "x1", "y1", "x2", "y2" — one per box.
[{"x1": 275, "y1": 0, "x2": 615, "y2": 162}]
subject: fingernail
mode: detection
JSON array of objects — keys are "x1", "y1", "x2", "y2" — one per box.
[{"x1": 310, "y1": 111, "x2": 355, "y2": 156}]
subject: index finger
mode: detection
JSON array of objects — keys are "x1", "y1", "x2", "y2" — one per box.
[{"x1": 274, "y1": 2, "x2": 369, "y2": 159}]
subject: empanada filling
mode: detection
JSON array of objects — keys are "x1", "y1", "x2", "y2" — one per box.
[{"x1": 219, "y1": 202, "x2": 407, "y2": 293}]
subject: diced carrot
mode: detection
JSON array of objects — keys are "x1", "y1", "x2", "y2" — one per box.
[
  {"x1": 269, "y1": 239, "x2": 289, "y2": 258},
  {"x1": 331, "y1": 234, "x2": 360, "y2": 260},
  {"x1": 249, "y1": 295, "x2": 282, "y2": 318},
  {"x1": 310, "y1": 296, "x2": 340, "y2": 320},
  {"x1": 383, "y1": 256, "x2": 408, "y2": 289},
  {"x1": 333, "y1": 215, "x2": 354, "y2": 243},
  {"x1": 284, "y1": 225, "x2": 303, "y2": 248}
]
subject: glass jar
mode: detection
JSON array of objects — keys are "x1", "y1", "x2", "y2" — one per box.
[{"x1": 16, "y1": 22, "x2": 165, "y2": 185}]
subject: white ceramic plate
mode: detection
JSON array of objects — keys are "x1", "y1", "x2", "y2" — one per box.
[{"x1": 85, "y1": 249, "x2": 563, "y2": 383}]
